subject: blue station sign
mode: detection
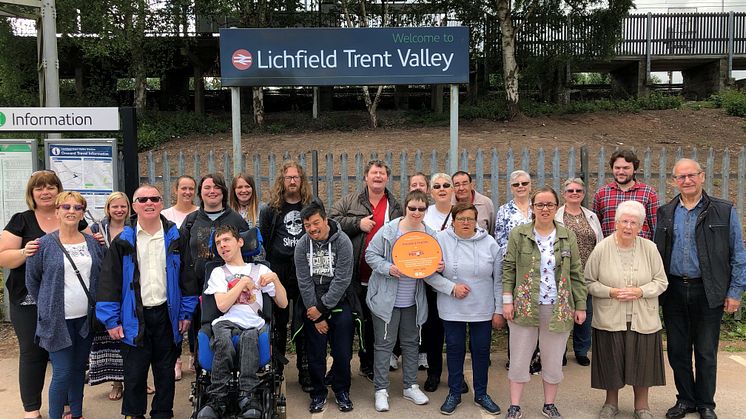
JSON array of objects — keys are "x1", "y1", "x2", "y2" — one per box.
[{"x1": 219, "y1": 27, "x2": 469, "y2": 86}]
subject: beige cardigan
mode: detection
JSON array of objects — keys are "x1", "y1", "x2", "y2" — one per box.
[{"x1": 584, "y1": 235, "x2": 668, "y2": 334}]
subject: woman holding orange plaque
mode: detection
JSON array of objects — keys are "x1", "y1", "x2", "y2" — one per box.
[{"x1": 364, "y1": 190, "x2": 455, "y2": 412}]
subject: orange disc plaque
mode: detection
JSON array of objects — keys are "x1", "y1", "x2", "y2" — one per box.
[{"x1": 391, "y1": 231, "x2": 442, "y2": 278}]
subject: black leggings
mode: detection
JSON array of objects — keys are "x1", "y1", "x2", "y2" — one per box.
[{"x1": 10, "y1": 302, "x2": 49, "y2": 412}]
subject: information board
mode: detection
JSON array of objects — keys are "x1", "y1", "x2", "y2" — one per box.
[
  {"x1": 0, "y1": 140, "x2": 37, "y2": 230},
  {"x1": 45, "y1": 139, "x2": 117, "y2": 222}
]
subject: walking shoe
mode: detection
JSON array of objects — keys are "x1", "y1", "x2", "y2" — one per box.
[
  {"x1": 576, "y1": 354, "x2": 590, "y2": 366},
  {"x1": 474, "y1": 394, "x2": 501, "y2": 415},
  {"x1": 599, "y1": 404, "x2": 619, "y2": 418},
  {"x1": 197, "y1": 400, "x2": 226, "y2": 419},
  {"x1": 439, "y1": 392, "x2": 462, "y2": 415},
  {"x1": 403, "y1": 384, "x2": 429, "y2": 405},
  {"x1": 665, "y1": 401, "x2": 697, "y2": 418},
  {"x1": 335, "y1": 391, "x2": 354, "y2": 412},
  {"x1": 542, "y1": 403, "x2": 563, "y2": 418},
  {"x1": 634, "y1": 409, "x2": 654, "y2": 419},
  {"x1": 375, "y1": 389, "x2": 390, "y2": 412},
  {"x1": 309, "y1": 394, "x2": 327, "y2": 413},
  {"x1": 424, "y1": 374, "x2": 440, "y2": 392},
  {"x1": 698, "y1": 408, "x2": 718, "y2": 419},
  {"x1": 359, "y1": 365, "x2": 374, "y2": 383},
  {"x1": 418, "y1": 352, "x2": 429, "y2": 370},
  {"x1": 237, "y1": 394, "x2": 262, "y2": 419},
  {"x1": 460, "y1": 379, "x2": 469, "y2": 394},
  {"x1": 389, "y1": 354, "x2": 399, "y2": 371},
  {"x1": 505, "y1": 405, "x2": 523, "y2": 419}
]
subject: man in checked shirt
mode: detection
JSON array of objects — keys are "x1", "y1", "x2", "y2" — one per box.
[{"x1": 592, "y1": 149, "x2": 660, "y2": 239}]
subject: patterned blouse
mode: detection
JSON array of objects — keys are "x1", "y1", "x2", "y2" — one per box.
[
  {"x1": 535, "y1": 229, "x2": 558, "y2": 305},
  {"x1": 562, "y1": 211, "x2": 597, "y2": 267},
  {"x1": 494, "y1": 200, "x2": 532, "y2": 257}
]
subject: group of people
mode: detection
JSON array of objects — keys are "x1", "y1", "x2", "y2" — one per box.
[{"x1": 0, "y1": 148, "x2": 744, "y2": 419}]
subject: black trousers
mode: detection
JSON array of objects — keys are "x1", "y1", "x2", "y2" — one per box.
[
  {"x1": 422, "y1": 285, "x2": 444, "y2": 378},
  {"x1": 10, "y1": 302, "x2": 49, "y2": 412},
  {"x1": 356, "y1": 284, "x2": 375, "y2": 371},
  {"x1": 121, "y1": 304, "x2": 178, "y2": 419},
  {"x1": 271, "y1": 259, "x2": 306, "y2": 374},
  {"x1": 662, "y1": 279, "x2": 723, "y2": 410},
  {"x1": 304, "y1": 304, "x2": 354, "y2": 398}
]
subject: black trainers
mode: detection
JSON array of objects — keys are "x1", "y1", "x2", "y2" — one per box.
[
  {"x1": 358, "y1": 365, "x2": 374, "y2": 383},
  {"x1": 439, "y1": 392, "x2": 462, "y2": 415},
  {"x1": 505, "y1": 405, "x2": 523, "y2": 419},
  {"x1": 474, "y1": 394, "x2": 501, "y2": 415},
  {"x1": 237, "y1": 394, "x2": 262, "y2": 419},
  {"x1": 196, "y1": 400, "x2": 225, "y2": 419},
  {"x1": 335, "y1": 391, "x2": 354, "y2": 412},
  {"x1": 309, "y1": 394, "x2": 327, "y2": 413},
  {"x1": 424, "y1": 375, "x2": 440, "y2": 392}
]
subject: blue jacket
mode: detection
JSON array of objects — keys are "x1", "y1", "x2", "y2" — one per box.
[
  {"x1": 26, "y1": 231, "x2": 105, "y2": 352},
  {"x1": 96, "y1": 215, "x2": 199, "y2": 347}
]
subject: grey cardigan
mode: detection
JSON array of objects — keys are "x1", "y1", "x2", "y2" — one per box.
[
  {"x1": 25, "y1": 231, "x2": 105, "y2": 352},
  {"x1": 364, "y1": 218, "x2": 455, "y2": 337}
]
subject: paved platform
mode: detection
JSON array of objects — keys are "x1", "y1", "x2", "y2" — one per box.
[{"x1": 1, "y1": 352, "x2": 745, "y2": 418}]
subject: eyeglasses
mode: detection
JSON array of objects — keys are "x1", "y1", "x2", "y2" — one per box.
[
  {"x1": 407, "y1": 206, "x2": 427, "y2": 212},
  {"x1": 618, "y1": 219, "x2": 640, "y2": 227},
  {"x1": 432, "y1": 183, "x2": 451, "y2": 190},
  {"x1": 532, "y1": 202, "x2": 557, "y2": 210},
  {"x1": 672, "y1": 172, "x2": 702, "y2": 182},
  {"x1": 284, "y1": 175, "x2": 300, "y2": 181},
  {"x1": 58, "y1": 204, "x2": 85, "y2": 211},
  {"x1": 511, "y1": 181, "x2": 530, "y2": 188},
  {"x1": 134, "y1": 196, "x2": 162, "y2": 204},
  {"x1": 565, "y1": 188, "x2": 584, "y2": 193},
  {"x1": 454, "y1": 217, "x2": 476, "y2": 223}
]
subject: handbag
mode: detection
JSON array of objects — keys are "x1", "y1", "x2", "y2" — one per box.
[{"x1": 53, "y1": 235, "x2": 105, "y2": 332}]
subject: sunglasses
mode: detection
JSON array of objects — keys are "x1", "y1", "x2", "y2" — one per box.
[
  {"x1": 407, "y1": 206, "x2": 427, "y2": 212},
  {"x1": 432, "y1": 183, "x2": 451, "y2": 189},
  {"x1": 58, "y1": 204, "x2": 85, "y2": 211},
  {"x1": 134, "y1": 196, "x2": 162, "y2": 204},
  {"x1": 511, "y1": 181, "x2": 530, "y2": 187},
  {"x1": 565, "y1": 188, "x2": 584, "y2": 193}
]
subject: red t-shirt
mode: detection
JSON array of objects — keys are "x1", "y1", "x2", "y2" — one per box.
[{"x1": 358, "y1": 194, "x2": 388, "y2": 285}]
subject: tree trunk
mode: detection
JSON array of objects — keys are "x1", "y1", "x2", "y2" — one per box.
[
  {"x1": 496, "y1": 0, "x2": 520, "y2": 119},
  {"x1": 253, "y1": 87, "x2": 264, "y2": 127},
  {"x1": 362, "y1": 85, "x2": 384, "y2": 128}
]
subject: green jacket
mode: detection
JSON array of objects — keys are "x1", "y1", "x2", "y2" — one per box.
[{"x1": 501, "y1": 221, "x2": 587, "y2": 332}]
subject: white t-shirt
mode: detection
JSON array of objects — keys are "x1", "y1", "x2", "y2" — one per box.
[
  {"x1": 204, "y1": 262, "x2": 276, "y2": 329},
  {"x1": 424, "y1": 204, "x2": 452, "y2": 232},
  {"x1": 63, "y1": 242, "x2": 92, "y2": 319}
]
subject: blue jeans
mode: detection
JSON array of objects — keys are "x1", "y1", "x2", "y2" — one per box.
[
  {"x1": 662, "y1": 280, "x2": 723, "y2": 409},
  {"x1": 48, "y1": 317, "x2": 92, "y2": 419},
  {"x1": 443, "y1": 320, "x2": 492, "y2": 398},
  {"x1": 573, "y1": 295, "x2": 593, "y2": 356}
]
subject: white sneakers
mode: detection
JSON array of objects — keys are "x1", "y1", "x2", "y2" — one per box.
[
  {"x1": 403, "y1": 384, "x2": 429, "y2": 405},
  {"x1": 389, "y1": 354, "x2": 400, "y2": 370},
  {"x1": 418, "y1": 352, "x2": 429, "y2": 370},
  {"x1": 375, "y1": 389, "x2": 390, "y2": 412}
]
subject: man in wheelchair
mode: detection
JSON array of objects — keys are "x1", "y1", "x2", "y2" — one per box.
[{"x1": 197, "y1": 225, "x2": 288, "y2": 419}]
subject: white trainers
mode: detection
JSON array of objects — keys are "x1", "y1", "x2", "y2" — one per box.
[
  {"x1": 375, "y1": 389, "x2": 390, "y2": 412},
  {"x1": 418, "y1": 352, "x2": 429, "y2": 370},
  {"x1": 403, "y1": 384, "x2": 429, "y2": 405},
  {"x1": 389, "y1": 354, "x2": 399, "y2": 371}
]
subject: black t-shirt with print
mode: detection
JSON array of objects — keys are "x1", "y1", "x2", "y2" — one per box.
[{"x1": 269, "y1": 201, "x2": 304, "y2": 262}]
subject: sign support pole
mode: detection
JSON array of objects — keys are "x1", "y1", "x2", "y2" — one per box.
[
  {"x1": 120, "y1": 107, "x2": 139, "y2": 199},
  {"x1": 231, "y1": 86, "x2": 242, "y2": 175},
  {"x1": 449, "y1": 84, "x2": 459, "y2": 174}
]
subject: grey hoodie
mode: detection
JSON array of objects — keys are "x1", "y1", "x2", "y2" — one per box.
[
  {"x1": 436, "y1": 226, "x2": 503, "y2": 322},
  {"x1": 294, "y1": 219, "x2": 354, "y2": 315},
  {"x1": 364, "y1": 218, "x2": 455, "y2": 337}
]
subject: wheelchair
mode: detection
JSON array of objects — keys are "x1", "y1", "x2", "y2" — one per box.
[{"x1": 190, "y1": 228, "x2": 287, "y2": 419}]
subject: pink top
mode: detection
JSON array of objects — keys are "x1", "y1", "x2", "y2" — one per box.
[{"x1": 161, "y1": 206, "x2": 197, "y2": 228}]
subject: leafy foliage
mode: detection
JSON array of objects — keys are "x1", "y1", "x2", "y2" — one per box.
[{"x1": 711, "y1": 90, "x2": 746, "y2": 117}]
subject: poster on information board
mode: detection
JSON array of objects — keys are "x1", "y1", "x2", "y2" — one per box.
[
  {"x1": 44, "y1": 139, "x2": 117, "y2": 222},
  {"x1": 0, "y1": 139, "x2": 37, "y2": 230}
]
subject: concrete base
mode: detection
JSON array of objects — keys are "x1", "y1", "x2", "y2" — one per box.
[
  {"x1": 682, "y1": 58, "x2": 729, "y2": 100},
  {"x1": 610, "y1": 60, "x2": 649, "y2": 98}
]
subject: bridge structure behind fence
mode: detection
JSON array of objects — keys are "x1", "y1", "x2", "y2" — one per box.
[{"x1": 138, "y1": 145, "x2": 746, "y2": 224}]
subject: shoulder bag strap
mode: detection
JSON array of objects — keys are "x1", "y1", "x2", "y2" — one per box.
[{"x1": 53, "y1": 235, "x2": 95, "y2": 308}]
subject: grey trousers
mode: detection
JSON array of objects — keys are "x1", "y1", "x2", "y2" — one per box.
[
  {"x1": 208, "y1": 320, "x2": 261, "y2": 398},
  {"x1": 372, "y1": 305, "x2": 419, "y2": 391}
]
